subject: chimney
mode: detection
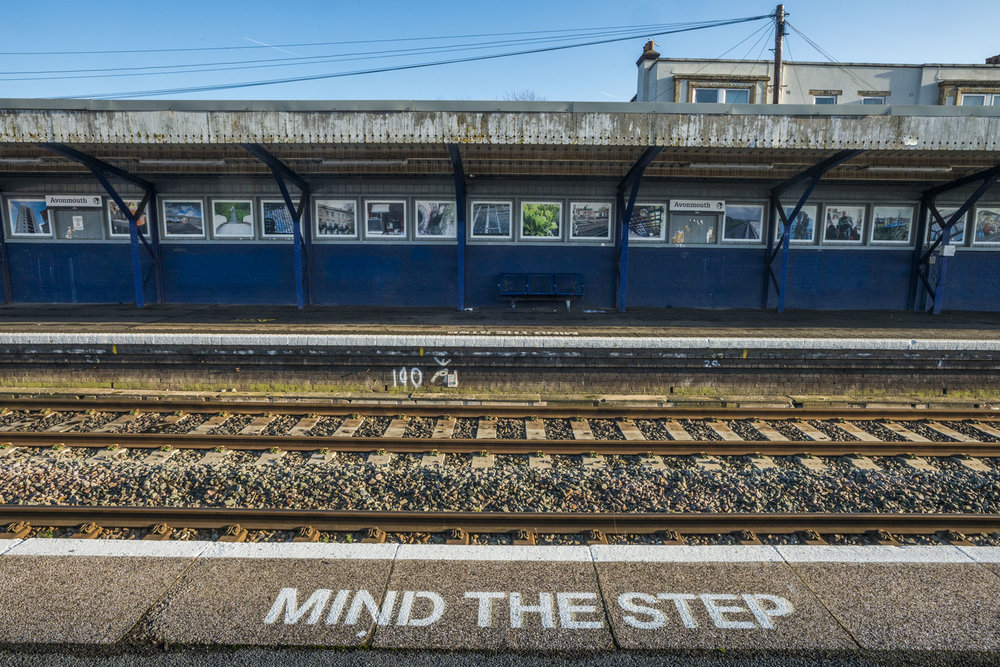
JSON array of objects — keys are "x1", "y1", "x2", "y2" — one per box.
[
  {"x1": 637, "y1": 39, "x2": 660, "y2": 66},
  {"x1": 987, "y1": 54, "x2": 1000, "y2": 65}
]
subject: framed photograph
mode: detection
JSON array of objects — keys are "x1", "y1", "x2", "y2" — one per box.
[
  {"x1": 211, "y1": 199, "x2": 254, "y2": 239},
  {"x1": 669, "y1": 213, "x2": 718, "y2": 245},
  {"x1": 628, "y1": 203, "x2": 665, "y2": 241},
  {"x1": 260, "y1": 200, "x2": 298, "y2": 239},
  {"x1": 722, "y1": 204, "x2": 764, "y2": 242},
  {"x1": 162, "y1": 199, "x2": 205, "y2": 238},
  {"x1": 470, "y1": 201, "x2": 512, "y2": 239},
  {"x1": 775, "y1": 205, "x2": 817, "y2": 243},
  {"x1": 926, "y1": 208, "x2": 967, "y2": 245},
  {"x1": 6, "y1": 199, "x2": 51, "y2": 237},
  {"x1": 569, "y1": 202, "x2": 612, "y2": 241},
  {"x1": 870, "y1": 205, "x2": 915, "y2": 244},
  {"x1": 107, "y1": 199, "x2": 148, "y2": 238},
  {"x1": 520, "y1": 201, "x2": 562, "y2": 240},
  {"x1": 53, "y1": 209, "x2": 104, "y2": 240},
  {"x1": 822, "y1": 204, "x2": 865, "y2": 243},
  {"x1": 415, "y1": 200, "x2": 457, "y2": 238},
  {"x1": 364, "y1": 200, "x2": 406, "y2": 238},
  {"x1": 314, "y1": 199, "x2": 357, "y2": 238},
  {"x1": 974, "y1": 206, "x2": 1000, "y2": 245}
]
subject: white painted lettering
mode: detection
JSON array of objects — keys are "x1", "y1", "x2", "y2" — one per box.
[
  {"x1": 509, "y1": 592, "x2": 555, "y2": 629},
  {"x1": 396, "y1": 591, "x2": 445, "y2": 627},
  {"x1": 345, "y1": 590, "x2": 398, "y2": 626},
  {"x1": 657, "y1": 593, "x2": 699, "y2": 628},
  {"x1": 742, "y1": 594, "x2": 794, "y2": 629},
  {"x1": 324, "y1": 589, "x2": 351, "y2": 625},
  {"x1": 264, "y1": 588, "x2": 331, "y2": 625},
  {"x1": 700, "y1": 594, "x2": 755, "y2": 629},
  {"x1": 464, "y1": 592, "x2": 505, "y2": 628},
  {"x1": 557, "y1": 592, "x2": 603, "y2": 629},
  {"x1": 618, "y1": 592, "x2": 666, "y2": 629}
]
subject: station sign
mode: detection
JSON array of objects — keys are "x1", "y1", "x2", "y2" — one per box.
[
  {"x1": 45, "y1": 195, "x2": 102, "y2": 208},
  {"x1": 670, "y1": 199, "x2": 725, "y2": 214}
]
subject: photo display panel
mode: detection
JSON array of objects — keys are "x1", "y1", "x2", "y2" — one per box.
[
  {"x1": 314, "y1": 199, "x2": 357, "y2": 238},
  {"x1": 261, "y1": 200, "x2": 296, "y2": 238},
  {"x1": 569, "y1": 202, "x2": 612, "y2": 240},
  {"x1": 927, "y1": 208, "x2": 967, "y2": 244},
  {"x1": 722, "y1": 204, "x2": 764, "y2": 242},
  {"x1": 7, "y1": 199, "x2": 51, "y2": 237},
  {"x1": 776, "y1": 205, "x2": 817, "y2": 243},
  {"x1": 627, "y1": 203, "x2": 665, "y2": 240},
  {"x1": 53, "y1": 208, "x2": 104, "y2": 239},
  {"x1": 520, "y1": 201, "x2": 562, "y2": 240},
  {"x1": 107, "y1": 199, "x2": 148, "y2": 238},
  {"x1": 364, "y1": 200, "x2": 406, "y2": 237},
  {"x1": 211, "y1": 199, "x2": 254, "y2": 238},
  {"x1": 822, "y1": 205, "x2": 865, "y2": 243},
  {"x1": 162, "y1": 200, "x2": 205, "y2": 238},
  {"x1": 416, "y1": 200, "x2": 457, "y2": 238},
  {"x1": 471, "y1": 201, "x2": 512, "y2": 239},
  {"x1": 669, "y1": 213, "x2": 718, "y2": 244},
  {"x1": 974, "y1": 207, "x2": 1000, "y2": 244},
  {"x1": 870, "y1": 205, "x2": 914, "y2": 243}
]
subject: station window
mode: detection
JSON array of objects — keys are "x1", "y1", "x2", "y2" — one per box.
[
  {"x1": 961, "y1": 93, "x2": 1000, "y2": 106},
  {"x1": 668, "y1": 213, "x2": 718, "y2": 245},
  {"x1": 692, "y1": 87, "x2": 750, "y2": 104},
  {"x1": 107, "y1": 199, "x2": 148, "y2": 239},
  {"x1": 814, "y1": 95, "x2": 838, "y2": 105},
  {"x1": 861, "y1": 96, "x2": 885, "y2": 105}
]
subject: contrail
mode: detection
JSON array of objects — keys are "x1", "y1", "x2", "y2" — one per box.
[{"x1": 243, "y1": 37, "x2": 300, "y2": 57}]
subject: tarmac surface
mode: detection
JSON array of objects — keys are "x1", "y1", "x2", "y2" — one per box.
[
  {"x1": 0, "y1": 303, "x2": 998, "y2": 340},
  {"x1": 1, "y1": 539, "x2": 999, "y2": 661}
]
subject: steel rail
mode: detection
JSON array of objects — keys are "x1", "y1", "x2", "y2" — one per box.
[
  {"x1": 1, "y1": 431, "x2": 999, "y2": 457},
  {"x1": 2, "y1": 505, "x2": 1000, "y2": 535},
  {"x1": 0, "y1": 397, "x2": 997, "y2": 421}
]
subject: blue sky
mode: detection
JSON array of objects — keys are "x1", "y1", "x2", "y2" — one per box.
[{"x1": 1, "y1": 0, "x2": 998, "y2": 101}]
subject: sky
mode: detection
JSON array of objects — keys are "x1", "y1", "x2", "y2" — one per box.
[{"x1": 1, "y1": 0, "x2": 998, "y2": 101}]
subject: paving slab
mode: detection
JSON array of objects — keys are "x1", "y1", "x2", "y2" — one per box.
[
  {"x1": 779, "y1": 545, "x2": 1000, "y2": 652},
  {"x1": 0, "y1": 539, "x2": 206, "y2": 644},
  {"x1": 373, "y1": 545, "x2": 611, "y2": 651},
  {"x1": 591, "y1": 546, "x2": 853, "y2": 651},
  {"x1": 141, "y1": 543, "x2": 397, "y2": 647}
]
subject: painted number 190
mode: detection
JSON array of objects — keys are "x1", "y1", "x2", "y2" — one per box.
[{"x1": 392, "y1": 367, "x2": 424, "y2": 388}]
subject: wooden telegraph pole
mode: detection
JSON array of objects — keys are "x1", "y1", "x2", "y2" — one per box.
[{"x1": 772, "y1": 4, "x2": 786, "y2": 104}]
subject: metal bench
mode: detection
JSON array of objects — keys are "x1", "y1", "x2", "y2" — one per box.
[{"x1": 498, "y1": 273, "x2": 584, "y2": 311}]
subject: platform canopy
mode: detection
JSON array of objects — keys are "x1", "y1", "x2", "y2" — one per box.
[{"x1": 1, "y1": 99, "x2": 999, "y2": 182}]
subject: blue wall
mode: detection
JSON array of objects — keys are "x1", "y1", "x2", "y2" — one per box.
[{"x1": 2, "y1": 240, "x2": 996, "y2": 311}]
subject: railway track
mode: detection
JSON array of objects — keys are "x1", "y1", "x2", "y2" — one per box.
[{"x1": 1, "y1": 506, "x2": 999, "y2": 544}]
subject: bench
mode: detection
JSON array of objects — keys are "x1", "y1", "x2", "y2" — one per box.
[{"x1": 498, "y1": 273, "x2": 584, "y2": 311}]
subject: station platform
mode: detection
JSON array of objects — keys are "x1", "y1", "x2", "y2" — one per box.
[
  {"x1": 0, "y1": 304, "x2": 998, "y2": 399},
  {"x1": 1, "y1": 539, "x2": 998, "y2": 661}
]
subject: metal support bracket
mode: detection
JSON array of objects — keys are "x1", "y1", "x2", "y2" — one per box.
[
  {"x1": 762, "y1": 149, "x2": 864, "y2": 312},
  {"x1": 0, "y1": 197, "x2": 12, "y2": 303},
  {"x1": 38, "y1": 142, "x2": 161, "y2": 308},
  {"x1": 908, "y1": 163, "x2": 1000, "y2": 314},
  {"x1": 447, "y1": 144, "x2": 468, "y2": 312},
  {"x1": 616, "y1": 146, "x2": 663, "y2": 312},
  {"x1": 241, "y1": 144, "x2": 312, "y2": 309}
]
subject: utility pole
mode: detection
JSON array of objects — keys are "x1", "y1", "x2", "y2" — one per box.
[{"x1": 772, "y1": 4, "x2": 786, "y2": 104}]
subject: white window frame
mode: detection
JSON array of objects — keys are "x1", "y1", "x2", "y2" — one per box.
[
  {"x1": 720, "y1": 203, "x2": 766, "y2": 244},
  {"x1": 973, "y1": 205, "x2": 1000, "y2": 246},
  {"x1": 568, "y1": 201, "x2": 613, "y2": 242},
  {"x1": 627, "y1": 202, "x2": 667, "y2": 242},
  {"x1": 209, "y1": 198, "x2": 256, "y2": 240},
  {"x1": 313, "y1": 198, "x2": 359, "y2": 241},
  {"x1": 414, "y1": 200, "x2": 458, "y2": 240},
  {"x1": 692, "y1": 87, "x2": 751, "y2": 104},
  {"x1": 926, "y1": 208, "x2": 968, "y2": 247},
  {"x1": 861, "y1": 96, "x2": 885, "y2": 105},
  {"x1": 161, "y1": 198, "x2": 207, "y2": 240},
  {"x1": 519, "y1": 200, "x2": 564, "y2": 242},
  {"x1": 362, "y1": 199, "x2": 408, "y2": 240},
  {"x1": 6, "y1": 197, "x2": 53, "y2": 238},
  {"x1": 106, "y1": 198, "x2": 147, "y2": 239},
  {"x1": 814, "y1": 95, "x2": 838, "y2": 105},
  {"x1": 259, "y1": 199, "x2": 299, "y2": 241},
  {"x1": 774, "y1": 205, "x2": 818, "y2": 244},
  {"x1": 469, "y1": 200, "x2": 513, "y2": 241},
  {"x1": 869, "y1": 205, "x2": 915, "y2": 245}
]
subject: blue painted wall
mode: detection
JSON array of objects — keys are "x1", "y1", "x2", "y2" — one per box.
[{"x1": 2, "y1": 240, "x2": 996, "y2": 311}]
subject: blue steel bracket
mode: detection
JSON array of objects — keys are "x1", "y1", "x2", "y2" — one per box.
[
  {"x1": 38, "y1": 143, "x2": 161, "y2": 308},
  {"x1": 616, "y1": 146, "x2": 663, "y2": 312},
  {"x1": 762, "y1": 149, "x2": 864, "y2": 312},
  {"x1": 241, "y1": 144, "x2": 311, "y2": 309},
  {"x1": 448, "y1": 144, "x2": 468, "y2": 312},
  {"x1": 908, "y1": 164, "x2": 1000, "y2": 313},
  {"x1": 0, "y1": 197, "x2": 11, "y2": 303}
]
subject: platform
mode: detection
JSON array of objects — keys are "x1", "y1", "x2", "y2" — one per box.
[
  {"x1": 0, "y1": 304, "x2": 998, "y2": 398},
  {"x1": 1, "y1": 538, "x2": 999, "y2": 660}
]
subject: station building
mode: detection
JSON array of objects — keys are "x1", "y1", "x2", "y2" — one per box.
[{"x1": 0, "y1": 97, "x2": 998, "y2": 313}]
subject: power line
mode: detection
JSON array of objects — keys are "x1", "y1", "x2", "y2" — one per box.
[
  {"x1": 71, "y1": 14, "x2": 772, "y2": 99},
  {"x1": 785, "y1": 22, "x2": 877, "y2": 93}
]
